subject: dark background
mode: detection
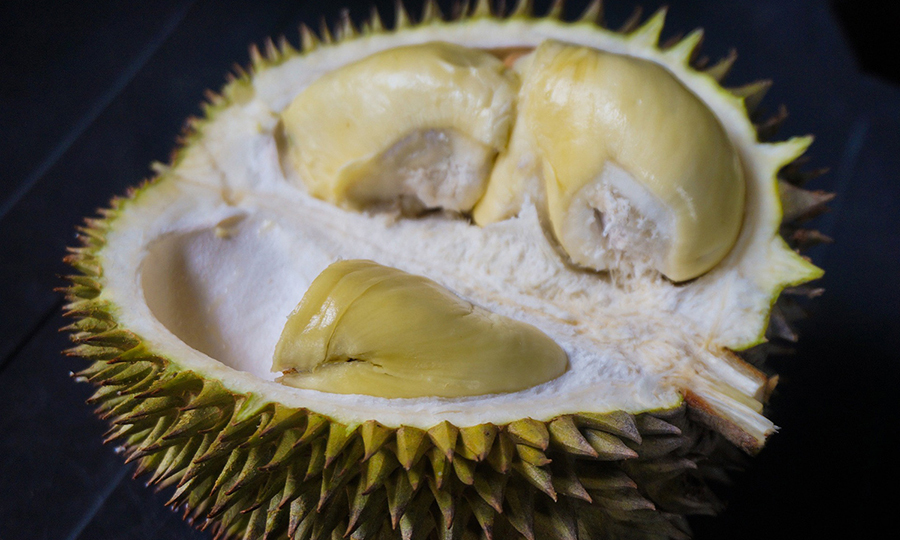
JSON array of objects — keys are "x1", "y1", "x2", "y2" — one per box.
[{"x1": 1, "y1": 1, "x2": 898, "y2": 538}]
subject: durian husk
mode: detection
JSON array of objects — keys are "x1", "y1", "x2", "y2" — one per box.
[{"x1": 62, "y1": 1, "x2": 830, "y2": 539}]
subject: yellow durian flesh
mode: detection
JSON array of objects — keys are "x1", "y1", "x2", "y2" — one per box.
[
  {"x1": 280, "y1": 41, "x2": 518, "y2": 213},
  {"x1": 507, "y1": 40, "x2": 745, "y2": 282},
  {"x1": 273, "y1": 260, "x2": 568, "y2": 398}
]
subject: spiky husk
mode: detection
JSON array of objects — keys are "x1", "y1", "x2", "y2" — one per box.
[{"x1": 63, "y1": 1, "x2": 829, "y2": 539}]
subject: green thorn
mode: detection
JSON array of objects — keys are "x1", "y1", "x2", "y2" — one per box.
[
  {"x1": 575, "y1": 411, "x2": 641, "y2": 443},
  {"x1": 324, "y1": 422, "x2": 359, "y2": 468},
  {"x1": 427, "y1": 421, "x2": 459, "y2": 461},
  {"x1": 395, "y1": 426, "x2": 429, "y2": 470},
  {"x1": 506, "y1": 418, "x2": 549, "y2": 450},
  {"x1": 361, "y1": 420, "x2": 393, "y2": 461},
  {"x1": 583, "y1": 429, "x2": 638, "y2": 460},
  {"x1": 516, "y1": 444, "x2": 551, "y2": 467},
  {"x1": 549, "y1": 417, "x2": 598, "y2": 458},
  {"x1": 513, "y1": 461, "x2": 556, "y2": 501},
  {"x1": 459, "y1": 424, "x2": 497, "y2": 462},
  {"x1": 451, "y1": 456, "x2": 475, "y2": 486}
]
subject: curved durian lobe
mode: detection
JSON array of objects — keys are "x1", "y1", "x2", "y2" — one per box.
[
  {"x1": 272, "y1": 260, "x2": 568, "y2": 398},
  {"x1": 280, "y1": 42, "x2": 518, "y2": 213},
  {"x1": 519, "y1": 40, "x2": 745, "y2": 282}
]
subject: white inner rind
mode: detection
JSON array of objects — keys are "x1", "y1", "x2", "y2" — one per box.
[{"x1": 98, "y1": 18, "x2": 820, "y2": 444}]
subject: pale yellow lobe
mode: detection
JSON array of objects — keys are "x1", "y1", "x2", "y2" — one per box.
[
  {"x1": 514, "y1": 41, "x2": 745, "y2": 281},
  {"x1": 273, "y1": 260, "x2": 568, "y2": 398},
  {"x1": 280, "y1": 42, "x2": 518, "y2": 213}
]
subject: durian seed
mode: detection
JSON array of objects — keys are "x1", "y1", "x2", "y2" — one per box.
[
  {"x1": 280, "y1": 41, "x2": 518, "y2": 214},
  {"x1": 272, "y1": 260, "x2": 568, "y2": 398}
]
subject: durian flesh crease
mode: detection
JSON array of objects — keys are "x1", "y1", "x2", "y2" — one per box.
[{"x1": 100, "y1": 11, "x2": 821, "y2": 455}]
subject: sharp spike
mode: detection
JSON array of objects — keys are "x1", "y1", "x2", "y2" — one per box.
[
  {"x1": 513, "y1": 461, "x2": 556, "y2": 500},
  {"x1": 180, "y1": 380, "x2": 234, "y2": 411},
  {"x1": 275, "y1": 461, "x2": 303, "y2": 509},
  {"x1": 464, "y1": 490, "x2": 496, "y2": 539},
  {"x1": 666, "y1": 28, "x2": 704, "y2": 64},
  {"x1": 304, "y1": 437, "x2": 327, "y2": 480},
  {"x1": 593, "y1": 489, "x2": 655, "y2": 512},
  {"x1": 427, "y1": 476, "x2": 455, "y2": 530},
  {"x1": 427, "y1": 447, "x2": 451, "y2": 489},
  {"x1": 577, "y1": 0, "x2": 603, "y2": 24},
  {"x1": 618, "y1": 6, "x2": 644, "y2": 33},
  {"x1": 485, "y1": 432, "x2": 515, "y2": 474},
  {"x1": 264, "y1": 37, "x2": 279, "y2": 63},
  {"x1": 287, "y1": 488, "x2": 317, "y2": 538},
  {"x1": 635, "y1": 414, "x2": 682, "y2": 436},
  {"x1": 406, "y1": 458, "x2": 427, "y2": 491},
  {"x1": 300, "y1": 24, "x2": 320, "y2": 52},
  {"x1": 507, "y1": 0, "x2": 532, "y2": 18},
  {"x1": 548, "y1": 417, "x2": 597, "y2": 457},
  {"x1": 459, "y1": 423, "x2": 497, "y2": 461},
  {"x1": 248, "y1": 406, "x2": 305, "y2": 447},
  {"x1": 574, "y1": 411, "x2": 641, "y2": 443},
  {"x1": 778, "y1": 181, "x2": 835, "y2": 223},
  {"x1": 545, "y1": 0, "x2": 564, "y2": 20},
  {"x1": 162, "y1": 407, "x2": 225, "y2": 442},
  {"x1": 536, "y1": 502, "x2": 577, "y2": 540},
  {"x1": 765, "y1": 135, "x2": 815, "y2": 170},
  {"x1": 386, "y1": 472, "x2": 415, "y2": 529},
  {"x1": 324, "y1": 422, "x2": 358, "y2": 468},
  {"x1": 503, "y1": 481, "x2": 534, "y2": 540},
  {"x1": 471, "y1": 0, "x2": 493, "y2": 18},
  {"x1": 395, "y1": 426, "x2": 429, "y2": 470},
  {"x1": 319, "y1": 440, "x2": 363, "y2": 510},
  {"x1": 294, "y1": 412, "x2": 329, "y2": 447},
  {"x1": 452, "y1": 456, "x2": 475, "y2": 485},
  {"x1": 395, "y1": 0, "x2": 413, "y2": 28},
  {"x1": 583, "y1": 429, "x2": 638, "y2": 460},
  {"x1": 551, "y1": 471, "x2": 591, "y2": 503},
  {"x1": 363, "y1": 448, "x2": 400, "y2": 494},
  {"x1": 318, "y1": 17, "x2": 335, "y2": 44},
  {"x1": 421, "y1": 0, "x2": 443, "y2": 23},
  {"x1": 361, "y1": 420, "x2": 394, "y2": 460},
  {"x1": 732, "y1": 80, "x2": 772, "y2": 114},
  {"x1": 579, "y1": 469, "x2": 638, "y2": 491},
  {"x1": 346, "y1": 479, "x2": 386, "y2": 537},
  {"x1": 473, "y1": 471, "x2": 506, "y2": 513},
  {"x1": 516, "y1": 444, "x2": 551, "y2": 467},
  {"x1": 427, "y1": 421, "x2": 459, "y2": 460},
  {"x1": 506, "y1": 418, "x2": 549, "y2": 450},
  {"x1": 705, "y1": 49, "x2": 738, "y2": 82},
  {"x1": 368, "y1": 5, "x2": 385, "y2": 33},
  {"x1": 629, "y1": 6, "x2": 666, "y2": 46},
  {"x1": 277, "y1": 35, "x2": 296, "y2": 57},
  {"x1": 224, "y1": 445, "x2": 267, "y2": 497},
  {"x1": 336, "y1": 9, "x2": 358, "y2": 41},
  {"x1": 399, "y1": 490, "x2": 435, "y2": 540},
  {"x1": 249, "y1": 44, "x2": 265, "y2": 70}
]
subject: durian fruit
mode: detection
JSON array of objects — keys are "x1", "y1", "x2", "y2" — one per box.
[{"x1": 62, "y1": 2, "x2": 829, "y2": 539}]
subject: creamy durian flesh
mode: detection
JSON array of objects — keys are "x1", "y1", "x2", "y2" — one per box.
[
  {"x1": 64, "y1": 5, "x2": 825, "y2": 539},
  {"x1": 273, "y1": 259, "x2": 568, "y2": 398}
]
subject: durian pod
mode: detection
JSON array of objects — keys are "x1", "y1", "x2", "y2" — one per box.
[{"x1": 63, "y1": 1, "x2": 829, "y2": 539}]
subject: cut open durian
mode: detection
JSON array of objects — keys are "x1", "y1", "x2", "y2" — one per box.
[{"x1": 63, "y1": 2, "x2": 827, "y2": 539}]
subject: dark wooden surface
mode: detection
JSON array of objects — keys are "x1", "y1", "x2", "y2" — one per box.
[{"x1": 1, "y1": 1, "x2": 897, "y2": 539}]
